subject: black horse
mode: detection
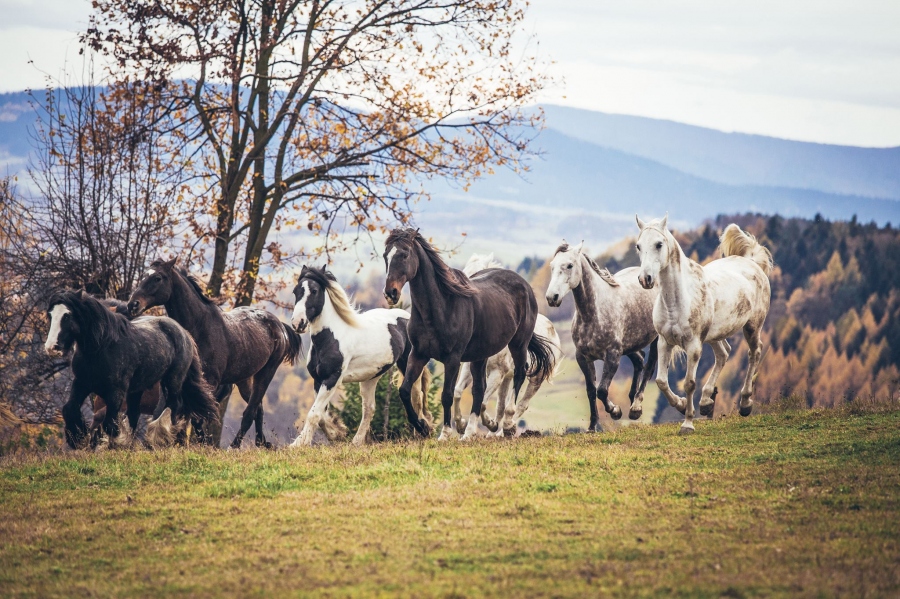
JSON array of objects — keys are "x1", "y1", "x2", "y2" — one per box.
[
  {"x1": 383, "y1": 228, "x2": 556, "y2": 440},
  {"x1": 128, "y1": 259, "x2": 302, "y2": 448},
  {"x1": 45, "y1": 290, "x2": 219, "y2": 449}
]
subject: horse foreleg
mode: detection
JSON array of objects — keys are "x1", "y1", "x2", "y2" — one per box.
[
  {"x1": 597, "y1": 351, "x2": 623, "y2": 420},
  {"x1": 700, "y1": 339, "x2": 731, "y2": 417},
  {"x1": 655, "y1": 338, "x2": 687, "y2": 414},
  {"x1": 452, "y1": 362, "x2": 472, "y2": 434},
  {"x1": 739, "y1": 326, "x2": 763, "y2": 417},
  {"x1": 292, "y1": 381, "x2": 340, "y2": 447},
  {"x1": 63, "y1": 380, "x2": 91, "y2": 449},
  {"x1": 679, "y1": 341, "x2": 703, "y2": 435},
  {"x1": 632, "y1": 339, "x2": 658, "y2": 420},
  {"x1": 438, "y1": 359, "x2": 462, "y2": 441},
  {"x1": 100, "y1": 389, "x2": 126, "y2": 446},
  {"x1": 353, "y1": 377, "x2": 379, "y2": 445},
  {"x1": 576, "y1": 352, "x2": 601, "y2": 432},
  {"x1": 398, "y1": 353, "x2": 432, "y2": 438},
  {"x1": 461, "y1": 359, "x2": 486, "y2": 441}
]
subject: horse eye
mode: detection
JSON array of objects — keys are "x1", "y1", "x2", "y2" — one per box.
[
  {"x1": 655, "y1": 242, "x2": 663, "y2": 250},
  {"x1": 154, "y1": 275, "x2": 162, "y2": 282},
  {"x1": 566, "y1": 264, "x2": 573, "y2": 270}
]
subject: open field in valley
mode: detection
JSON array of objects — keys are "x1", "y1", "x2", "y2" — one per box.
[{"x1": 1, "y1": 401, "x2": 899, "y2": 597}]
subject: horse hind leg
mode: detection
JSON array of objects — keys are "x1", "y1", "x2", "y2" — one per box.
[
  {"x1": 352, "y1": 378, "x2": 379, "y2": 445},
  {"x1": 739, "y1": 325, "x2": 763, "y2": 417},
  {"x1": 625, "y1": 351, "x2": 645, "y2": 420},
  {"x1": 699, "y1": 339, "x2": 731, "y2": 417}
]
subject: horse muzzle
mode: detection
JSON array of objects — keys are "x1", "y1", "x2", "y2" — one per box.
[
  {"x1": 45, "y1": 344, "x2": 65, "y2": 358},
  {"x1": 546, "y1": 293, "x2": 561, "y2": 308},
  {"x1": 293, "y1": 319, "x2": 308, "y2": 334},
  {"x1": 639, "y1": 274, "x2": 654, "y2": 289},
  {"x1": 384, "y1": 288, "x2": 401, "y2": 306},
  {"x1": 127, "y1": 299, "x2": 145, "y2": 317}
]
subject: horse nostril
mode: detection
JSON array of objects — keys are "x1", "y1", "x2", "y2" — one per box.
[{"x1": 553, "y1": 294, "x2": 559, "y2": 304}]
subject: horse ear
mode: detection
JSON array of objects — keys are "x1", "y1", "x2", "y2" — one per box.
[
  {"x1": 636, "y1": 215, "x2": 646, "y2": 230},
  {"x1": 574, "y1": 240, "x2": 584, "y2": 254},
  {"x1": 660, "y1": 213, "x2": 668, "y2": 230},
  {"x1": 165, "y1": 257, "x2": 177, "y2": 269}
]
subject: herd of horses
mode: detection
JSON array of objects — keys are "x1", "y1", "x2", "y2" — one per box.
[{"x1": 44, "y1": 215, "x2": 772, "y2": 449}]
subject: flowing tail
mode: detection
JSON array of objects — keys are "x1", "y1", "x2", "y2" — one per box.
[
  {"x1": 181, "y1": 346, "x2": 220, "y2": 425},
  {"x1": 526, "y1": 333, "x2": 557, "y2": 385},
  {"x1": 282, "y1": 322, "x2": 303, "y2": 365},
  {"x1": 720, "y1": 224, "x2": 773, "y2": 275}
]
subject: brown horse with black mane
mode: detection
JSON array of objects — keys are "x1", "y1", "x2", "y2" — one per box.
[{"x1": 383, "y1": 228, "x2": 556, "y2": 440}]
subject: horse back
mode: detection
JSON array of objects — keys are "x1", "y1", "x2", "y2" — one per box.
[
  {"x1": 463, "y1": 268, "x2": 538, "y2": 360},
  {"x1": 703, "y1": 257, "x2": 771, "y2": 339},
  {"x1": 219, "y1": 307, "x2": 289, "y2": 381}
]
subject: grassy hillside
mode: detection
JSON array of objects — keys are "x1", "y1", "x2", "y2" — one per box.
[{"x1": 2, "y1": 402, "x2": 898, "y2": 597}]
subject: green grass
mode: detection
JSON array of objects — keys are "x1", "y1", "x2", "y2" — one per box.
[{"x1": 1, "y1": 403, "x2": 899, "y2": 597}]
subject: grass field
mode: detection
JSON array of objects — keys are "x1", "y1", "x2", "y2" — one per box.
[{"x1": 1, "y1": 401, "x2": 899, "y2": 597}]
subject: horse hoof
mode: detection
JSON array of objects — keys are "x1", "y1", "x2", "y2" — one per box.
[
  {"x1": 502, "y1": 427, "x2": 517, "y2": 438},
  {"x1": 588, "y1": 422, "x2": 603, "y2": 433},
  {"x1": 609, "y1": 405, "x2": 623, "y2": 420},
  {"x1": 699, "y1": 402, "x2": 714, "y2": 417},
  {"x1": 629, "y1": 407, "x2": 642, "y2": 421},
  {"x1": 678, "y1": 424, "x2": 695, "y2": 436},
  {"x1": 739, "y1": 402, "x2": 753, "y2": 417}
]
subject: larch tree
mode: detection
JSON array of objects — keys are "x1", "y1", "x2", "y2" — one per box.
[{"x1": 84, "y1": 0, "x2": 548, "y2": 305}]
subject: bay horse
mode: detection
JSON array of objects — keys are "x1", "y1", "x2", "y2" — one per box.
[
  {"x1": 128, "y1": 259, "x2": 302, "y2": 448},
  {"x1": 383, "y1": 229, "x2": 556, "y2": 441},
  {"x1": 45, "y1": 290, "x2": 218, "y2": 449},
  {"x1": 635, "y1": 215, "x2": 772, "y2": 434},
  {"x1": 452, "y1": 253, "x2": 563, "y2": 436},
  {"x1": 288, "y1": 265, "x2": 432, "y2": 446},
  {"x1": 545, "y1": 241, "x2": 659, "y2": 431}
]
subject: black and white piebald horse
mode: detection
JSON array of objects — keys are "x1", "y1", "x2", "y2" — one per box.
[
  {"x1": 128, "y1": 259, "x2": 302, "y2": 448},
  {"x1": 45, "y1": 290, "x2": 219, "y2": 449},
  {"x1": 383, "y1": 228, "x2": 557, "y2": 441},
  {"x1": 289, "y1": 265, "x2": 431, "y2": 446}
]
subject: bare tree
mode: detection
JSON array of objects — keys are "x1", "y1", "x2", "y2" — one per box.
[
  {"x1": 0, "y1": 77, "x2": 186, "y2": 422},
  {"x1": 85, "y1": 0, "x2": 548, "y2": 305}
]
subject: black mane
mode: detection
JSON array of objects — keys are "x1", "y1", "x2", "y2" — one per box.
[
  {"x1": 149, "y1": 259, "x2": 218, "y2": 306},
  {"x1": 48, "y1": 290, "x2": 129, "y2": 351},
  {"x1": 298, "y1": 265, "x2": 338, "y2": 288},
  {"x1": 386, "y1": 228, "x2": 478, "y2": 298}
]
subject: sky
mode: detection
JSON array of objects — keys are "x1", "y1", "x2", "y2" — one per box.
[{"x1": 1, "y1": 0, "x2": 899, "y2": 147}]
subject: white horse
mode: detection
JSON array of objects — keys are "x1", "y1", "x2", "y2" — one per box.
[
  {"x1": 451, "y1": 253, "x2": 563, "y2": 437},
  {"x1": 289, "y1": 266, "x2": 431, "y2": 447},
  {"x1": 545, "y1": 242, "x2": 659, "y2": 431},
  {"x1": 635, "y1": 215, "x2": 772, "y2": 434}
]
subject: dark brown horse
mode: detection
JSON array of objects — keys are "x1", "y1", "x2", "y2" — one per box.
[
  {"x1": 128, "y1": 259, "x2": 302, "y2": 448},
  {"x1": 383, "y1": 228, "x2": 556, "y2": 440}
]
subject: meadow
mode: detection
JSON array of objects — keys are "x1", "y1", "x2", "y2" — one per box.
[{"x1": 1, "y1": 400, "x2": 898, "y2": 597}]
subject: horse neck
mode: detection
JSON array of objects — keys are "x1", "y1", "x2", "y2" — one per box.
[
  {"x1": 164, "y1": 273, "x2": 224, "y2": 337},
  {"x1": 571, "y1": 256, "x2": 606, "y2": 319},
  {"x1": 657, "y1": 238, "x2": 694, "y2": 318},
  {"x1": 309, "y1": 293, "x2": 353, "y2": 341},
  {"x1": 408, "y1": 244, "x2": 450, "y2": 327}
]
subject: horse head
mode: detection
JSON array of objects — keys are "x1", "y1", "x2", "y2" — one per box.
[
  {"x1": 635, "y1": 213, "x2": 673, "y2": 289},
  {"x1": 128, "y1": 257, "x2": 178, "y2": 316},
  {"x1": 383, "y1": 228, "x2": 420, "y2": 306},
  {"x1": 291, "y1": 264, "x2": 334, "y2": 333},
  {"x1": 545, "y1": 240, "x2": 585, "y2": 307}
]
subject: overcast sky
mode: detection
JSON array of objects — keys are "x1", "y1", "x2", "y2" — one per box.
[{"x1": 2, "y1": 0, "x2": 898, "y2": 146}]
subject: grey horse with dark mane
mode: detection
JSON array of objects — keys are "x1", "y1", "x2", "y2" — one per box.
[
  {"x1": 128, "y1": 259, "x2": 302, "y2": 448},
  {"x1": 383, "y1": 228, "x2": 556, "y2": 440}
]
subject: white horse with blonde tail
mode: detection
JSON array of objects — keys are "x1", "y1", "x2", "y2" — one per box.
[
  {"x1": 452, "y1": 253, "x2": 563, "y2": 436},
  {"x1": 635, "y1": 215, "x2": 772, "y2": 434}
]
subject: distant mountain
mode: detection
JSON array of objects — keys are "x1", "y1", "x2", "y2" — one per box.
[{"x1": 540, "y1": 105, "x2": 900, "y2": 200}]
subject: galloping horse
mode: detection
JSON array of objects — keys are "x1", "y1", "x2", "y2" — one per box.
[
  {"x1": 288, "y1": 265, "x2": 431, "y2": 446},
  {"x1": 452, "y1": 253, "x2": 563, "y2": 436},
  {"x1": 545, "y1": 242, "x2": 659, "y2": 430},
  {"x1": 46, "y1": 290, "x2": 218, "y2": 449},
  {"x1": 383, "y1": 229, "x2": 556, "y2": 440},
  {"x1": 128, "y1": 259, "x2": 302, "y2": 448},
  {"x1": 635, "y1": 215, "x2": 772, "y2": 434}
]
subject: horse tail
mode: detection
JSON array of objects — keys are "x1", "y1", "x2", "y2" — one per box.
[
  {"x1": 526, "y1": 333, "x2": 557, "y2": 385},
  {"x1": 720, "y1": 224, "x2": 773, "y2": 276},
  {"x1": 282, "y1": 322, "x2": 303, "y2": 365},
  {"x1": 181, "y1": 345, "x2": 220, "y2": 426}
]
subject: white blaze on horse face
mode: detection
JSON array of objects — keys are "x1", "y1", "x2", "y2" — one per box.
[
  {"x1": 45, "y1": 304, "x2": 70, "y2": 356},
  {"x1": 385, "y1": 247, "x2": 398, "y2": 274},
  {"x1": 637, "y1": 228, "x2": 667, "y2": 289},
  {"x1": 291, "y1": 281, "x2": 310, "y2": 331}
]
